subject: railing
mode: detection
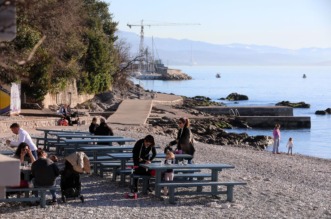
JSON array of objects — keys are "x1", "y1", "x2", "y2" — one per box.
[{"x1": 229, "y1": 109, "x2": 240, "y2": 117}]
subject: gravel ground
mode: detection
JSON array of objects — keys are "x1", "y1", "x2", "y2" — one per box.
[{"x1": 1, "y1": 125, "x2": 331, "y2": 219}]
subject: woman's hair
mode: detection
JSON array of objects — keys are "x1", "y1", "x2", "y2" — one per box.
[
  {"x1": 166, "y1": 151, "x2": 175, "y2": 159},
  {"x1": 275, "y1": 123, "x2": 280, "y2": 128},
  {"x1": 289, "y1": 137, "x2": 293, "y2": 141},
  {"x1": 37, "y1": 149, "x2": 46, "y2": 158},
  {"x1": 144, "y1": 135, "x2": 155, "y2": 147},
  {"x1": 92, "y1": 117, "x2": 97, "y2": 122},
  {"x1": 14, "y1": 142, "x2": 29, "y2": 157},
  {"x1": 179, "y1": 117, "x2": 190, "y2": 128}
]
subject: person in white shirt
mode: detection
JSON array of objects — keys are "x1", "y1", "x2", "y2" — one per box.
[
  {"x1": 6, "y1": 123, "x2": 38, "y2": 159},
  {"x1": 286, "y1": 137, "x2": 294, "y2": 155}
]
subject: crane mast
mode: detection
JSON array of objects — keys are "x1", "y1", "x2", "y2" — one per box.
[{"x1": 127, "y1": 20, "x2": 200, "y2": 73}]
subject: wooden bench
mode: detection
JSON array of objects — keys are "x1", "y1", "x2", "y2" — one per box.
[
  {"x1": 1, "y1": 186, "x2": 58, "y2": 208},
  {"x1": 157, "y1": 181, "x2": 247, "y2": 204}
]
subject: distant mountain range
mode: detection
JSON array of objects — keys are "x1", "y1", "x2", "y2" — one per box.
[{"x1": 116, "y1": 30, "x2": 331, "y2": 66}]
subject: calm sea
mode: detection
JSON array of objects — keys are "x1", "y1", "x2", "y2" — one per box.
[{"x1": 133, "y1": 66, "x2": 331, "y2": 160}]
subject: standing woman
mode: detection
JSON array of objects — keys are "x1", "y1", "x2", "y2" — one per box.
[
  {"x1": 132, "y1": 135, "x2": 156, "y2": 192},
  {"x1": 169, "y1": 117, "x2": 195, "y2": 162},
  {"x1": 272, "y1": 124, "x2": 281, "y2": 154}
]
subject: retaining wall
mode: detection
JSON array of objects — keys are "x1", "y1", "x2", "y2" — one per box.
[
  {"x1": 239, "y1": 116, "x2": 311, "y2": 129},
  {"x1": 196, "y1": 106, "x2": 293, "y2": 116}
]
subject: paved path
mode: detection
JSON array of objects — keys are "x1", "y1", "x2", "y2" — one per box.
[{"x1": 107, "y1": 94, "x2": 183, "y2": 125}]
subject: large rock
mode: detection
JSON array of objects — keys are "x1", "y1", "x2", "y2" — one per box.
[
  {"x1": 225, "y1": 93, "x2": 249, "y2": 101},
  {"x1": 276, "y1": 101, "x2": 310, "y2": 108},
  {"x1": 315, "y1": 110, "x2": 327, "y2": 115}
]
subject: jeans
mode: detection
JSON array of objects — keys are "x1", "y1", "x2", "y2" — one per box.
[
  {"x1": 33, "y1": 179, "x2": 56, "y2": 200},
  {"x1": 273, "y1": 138, "x2": 280, "y2": 153}
]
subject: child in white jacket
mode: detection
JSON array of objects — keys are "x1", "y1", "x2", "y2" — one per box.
[{"x1": 286, "y1": 137, "x2": 294, "y2": 155}]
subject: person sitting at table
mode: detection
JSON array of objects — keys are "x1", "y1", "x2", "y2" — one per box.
[
  {"x1": 31, "y1": 149, "x2": 60, "y2": 203},
  {"x1": 13, "y1": 142, "x2": 36, "y2": 164},
  {"x1": 7, "y1": 142, "x2": 35, "y2": 193},
  {"x1": 168, "y1": 117, "x2": 195, "y2": 163},
  {"x1": 89, "y1": 117, "x2": 99, "y2": 134},
  {"x1": 132, "y1": 135, "x2": 157, "y2": 192},
  {"x1": 58, "y1": 115, "x2": 69, "y2": 126},
  {"x1": 7, "y1": 123, "x2": 38, "y2": 159},
  {"x1": 59, "y1": 104, "x2": 73, "y2": 126},
  {"x1": 94, "y1": 118, "x2": 114, "y2": 145},
  {"x1": 163, "y1": 151, "x2": 175, "y2": 196}
]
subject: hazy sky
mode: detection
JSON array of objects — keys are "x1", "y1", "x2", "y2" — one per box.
[{"x1": 106, "y1": 0, "x2": 331, "y2": 49}]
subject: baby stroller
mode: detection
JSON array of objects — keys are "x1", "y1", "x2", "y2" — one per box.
[{"x1": 60, "y1": 152, "x2": 90, "y2": 203}]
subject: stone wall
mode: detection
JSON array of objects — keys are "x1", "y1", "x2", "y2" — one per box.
[
  {"x1": 239, "y1": 116, "x2": 311, "y2": 129},
  {"x1": 195, "y1": 106, "x2": 293, "y2": 116},
  {"x1": 42, "y1": 79, "x2": 94, "y2": 109},
  {"x1": 0, "y1": 116, "x2": 92, "y2": 136}
]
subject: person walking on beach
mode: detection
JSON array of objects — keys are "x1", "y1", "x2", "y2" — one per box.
[
  {"x1": 6, "y1": 123, "x2": 38, "y2": 159},
  {"x1": 286, "y1": 137, "x2": 294, "y2": 155},
  {"x1": 272, "y1": 124, "x2": 281, "y2": 154}
]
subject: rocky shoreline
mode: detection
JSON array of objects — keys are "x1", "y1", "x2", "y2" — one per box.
[
  {"x1": 0, "y1": 124, "x2": 330, "y2": 218},
  {"x1": 1, "y1": 88, "x2": 330, "y2": 218}
]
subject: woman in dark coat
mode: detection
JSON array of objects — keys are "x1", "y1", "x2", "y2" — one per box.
[
  {"x1": 94, "y1": 118, "x2": 113, "y2": 145},
  {"x1": 168, "y1": 117, "x2": 195, "y2": 162},
  {"x1": 132, "y1": 135, "x2": 156, "y2": 192},
  {"x1": 89, "y1": 117, "x2": 99, "y2": 134}
]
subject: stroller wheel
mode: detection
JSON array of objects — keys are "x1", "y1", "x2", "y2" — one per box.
[
  {"x1": 62, "y1": 195, "x2": 67, "y2": 203},
  {"x1": 80, "y1": 195, "x2": 84, "y2": 203}
]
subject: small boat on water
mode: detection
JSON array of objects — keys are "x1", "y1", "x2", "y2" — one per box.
[
  {"x1": 303, "y1": 74, "x2": 307, "y2": 78},
  {"x1": 216, "y1": 73, "x2": 221, "y2": 78}
]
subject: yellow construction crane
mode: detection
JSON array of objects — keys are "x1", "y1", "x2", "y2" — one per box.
[{"x1": 127, "y1": 20, "x2": 200, "y2": 70}]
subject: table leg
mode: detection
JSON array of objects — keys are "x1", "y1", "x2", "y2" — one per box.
[
  {"x1": 93, "y1": 151, "x2": 97, "y2": 174},
  {"x1": 211, "y1": 169, "x2": 219, "y2": 195},
  {"x1": 154, "y1": 170, "x2": 162, "y2": 198},
  {"x1": 120, "y1": 159, "x2": 126, "y2": 184}
]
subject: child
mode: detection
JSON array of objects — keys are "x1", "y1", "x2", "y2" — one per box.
[
  {"x1": 163, "y1": 151, "x2": 175, "y2": 196},
  {"x1": 286, "y1": 137, "x2": 294, "y2": 155}
]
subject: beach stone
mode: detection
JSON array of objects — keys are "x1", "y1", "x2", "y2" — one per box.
[
  {"x1": 226, "y1": 93, "x2": 249, "y2": 101},
  {"x1": 276, "y1": 101, "x2": 310, "y2": 108},
  {"x1": 206, "y1": 202, "x2": 219, "y2": 208},
  {"x1": 315, "y1": 110, "x2": 326, "y2": 115},
  {"x1": 220, "y1": 203, "x2": 231, "y2": 209},
  {"x1": 231, "y1": 203, "x2": 244, "y2": 210}
]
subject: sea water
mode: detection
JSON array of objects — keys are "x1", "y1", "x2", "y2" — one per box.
[{"x1": 133, "y1": 66, "x2": 331, "y2": 159}]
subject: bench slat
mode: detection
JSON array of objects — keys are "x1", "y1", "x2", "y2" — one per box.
[{"x1": 158, "y1": 181, "x2": 246, "y2": 204}]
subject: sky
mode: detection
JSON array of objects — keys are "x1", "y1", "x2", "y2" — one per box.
[{"x1": 106, "y1": 0, "x2": 331, "y2": 49}]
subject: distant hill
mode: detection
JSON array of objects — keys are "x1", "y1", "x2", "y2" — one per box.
[{"x1": 116, "y1": 30, "x2": 331, "y2": 66}]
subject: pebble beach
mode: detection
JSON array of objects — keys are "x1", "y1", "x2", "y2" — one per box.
[{"x1": 1, "y1": 124, "x2": 330, "y2": 219}]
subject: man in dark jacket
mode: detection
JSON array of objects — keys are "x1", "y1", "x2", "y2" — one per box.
[
  {"x1": 132, "y1": 135, "x2": 156, "y2": 192},
  {"x1": 31, "y1": 149, "x2": 60, "y2": 203},
  {"x1": 94, "y1": 118, "x2": 114, "y2": 145},
  {"x1": 89, "y1": 117, "x2": 99, "y2": 134}
]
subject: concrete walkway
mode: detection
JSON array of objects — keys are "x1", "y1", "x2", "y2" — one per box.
[{"x1": 107, "y1": 94, "x2": 183, "y2": 125}]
